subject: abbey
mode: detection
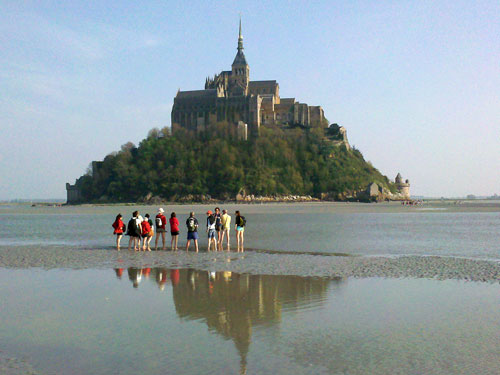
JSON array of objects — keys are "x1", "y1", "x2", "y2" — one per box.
[{"x1": 171, "y1": 21, "x2": 326, "y2": 137}]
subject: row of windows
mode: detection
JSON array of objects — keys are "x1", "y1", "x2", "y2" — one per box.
[{"x1": 234, "y1": 68, "x2": 246, "y2": 75}]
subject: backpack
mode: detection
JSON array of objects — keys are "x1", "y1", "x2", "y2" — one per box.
[
  {"x1": 187, "y1": 217, "x2": 197, "y2": 232},
  {"x1": 208, "y1": 215, "x2": 215, "y2": 225},
  {"x1": 239, "y1": 216, "x2": 246, "y2": 227},
  {"x1": 128, "y1": 218, "x2": 140, "y2": 236},
  {"x1": 156, "y1": 217, "x2": 162, "y2": 228}
]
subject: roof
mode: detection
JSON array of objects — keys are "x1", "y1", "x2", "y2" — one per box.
[
  {"x1": 176, "y1": 89, "x2": 217, "y2": 99},
  {"x1": 249, "y1": 80, "x2": 277, "y2": 87},
  {"x1": 232, "y1": 50, "x2": 248, "y2": 66},
  {"x1": 280, "y1": 98, "x2": 296, "y2": 105}
]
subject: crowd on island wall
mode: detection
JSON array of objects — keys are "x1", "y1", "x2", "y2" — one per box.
[{"x1": 111, "y1": 207, "x2": 247, "y2": 253}]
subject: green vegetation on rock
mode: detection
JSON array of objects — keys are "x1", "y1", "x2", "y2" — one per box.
[{"x1": 74, "y1": 125, "x2": 394, "y2": 202}]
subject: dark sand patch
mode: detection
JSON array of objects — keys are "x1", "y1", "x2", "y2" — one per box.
[{"x1": 0, "y1": 246, "x2": 498, "y2": 283}]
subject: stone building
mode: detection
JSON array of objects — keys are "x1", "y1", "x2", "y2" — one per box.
[
  {"x1": 171, "y1": 20, "x2": 325, "y2": 137},
  {"x1": 395, "y1": 173, "x2": 411, "y2": 198}
]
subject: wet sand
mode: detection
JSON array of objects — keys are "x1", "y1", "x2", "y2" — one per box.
[{"x1": 1, "y1": 246, "x2": 498, "y2": 283}]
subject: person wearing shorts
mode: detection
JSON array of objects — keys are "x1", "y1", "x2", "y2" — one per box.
[
  {"x1": 220, "y1": 209, "x2": 231, "y2": 249},
  {"x1": 169, "y1": 212, "x2": 180, "y2": 250},
  {"x1": 112, "y1": 213, "x2": 126, "y2": 250},
  {"x1": 235, "y1": 210, "x2": 245, "y2": 252},
  {"x1": 185, "y1": 212, "x2": 199, "y2": 252},
  {"x1": 206, "y1": 210, "x2": 217, "y2": 251}
]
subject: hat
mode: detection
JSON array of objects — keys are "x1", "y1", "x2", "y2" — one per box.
[
  {"x1": 158, "y1": 208, "x2": 164, "y2": 213},
  {"x1": 206, "y1": 210, "x2": 213, "y2": 215}
]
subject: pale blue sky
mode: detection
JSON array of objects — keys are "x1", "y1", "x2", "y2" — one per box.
[{"x1": 1, "y1": 0, "x2": 499, "y2": 199}]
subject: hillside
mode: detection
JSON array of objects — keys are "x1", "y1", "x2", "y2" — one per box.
[{"x1": 72, "y1": 125, "x2": 395, "y2": 203}]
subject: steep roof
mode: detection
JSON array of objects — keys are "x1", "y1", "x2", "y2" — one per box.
[{"x1": 232, "y1": 50, "x2": 248, "y2": 66}]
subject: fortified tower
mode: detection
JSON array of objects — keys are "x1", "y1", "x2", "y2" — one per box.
[{"x1": 395, "y1": 173, "x2": 410, "y2": 199}]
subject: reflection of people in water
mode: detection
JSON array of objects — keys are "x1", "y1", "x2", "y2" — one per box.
[
  {"x1": 170, "y1": 269, "x2": 180, "y2": 286},
  {"x1": 114, "y1": 268, "x2": 124, "y2": 279},
  {"x1": 127, "y1": 267, "x2": 142, "y2": 288},
  {"x1": 156, "y1": 268, "x2": 168, "y2": 290}
]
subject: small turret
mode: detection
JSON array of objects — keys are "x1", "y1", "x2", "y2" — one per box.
[{"x1": 395, "y1": 173, "x2": 402, "y2": 184}]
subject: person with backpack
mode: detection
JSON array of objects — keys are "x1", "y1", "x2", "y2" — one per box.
[
  {"x1": 214, "y1": 207, "x2": 222, "y2": 250},
  {"x1": 235, "y1": 210, "x2": 246, "y2": 252},
  {"x1": 126, "y1": 211, "x2": 142, "y2": 251},
  {"x1": 155, "y1": 208, "x2": 167, "y2": 251},
  {"x1": 185, "y1": 211, "x2": 199, "y2": 252},
  {"x1": 206, "y1": 210, "x2": 217, "y2": 251},
  {"x1": 141, "y1": 214, "x2": 154, "y2": 251},
  {"x1": 112, "y1": 213, "x2": 126, "y2": 250},
  {"x1": 169, "y1": 212, "x2": 180, "y2": 251}
]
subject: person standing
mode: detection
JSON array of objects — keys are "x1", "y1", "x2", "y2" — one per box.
[
  {"x1": 185, "y1": 211, "x2": 199, "y2": 252},
  {"x1": 155, "y1": 208, "x2": 167, "y2": 250},
  {"x1": 235, "y1": 210, "x2": 246, "y2": 252},
  {"x1": 141, "y1": 214, "x2": 154, "y2": 251},
  {"x1": 214, "y1": 207, "x2": 222, "y2": 250},
  {"x1": 137, "y1": 215, "x2": 144, "y2": 249},
  {"x1": 206, "y1": 210, "x2": 217, "y2": 251},
  {"x1": 126, "y1": 211, "x2": 142, "y2": 251},
  {"x1": 169, "y1": 212, "x2": 180, "y2": 250},
  {"x1": 112, "y1": 213, "x2": 126, "y2": 250},
  {"x1": 220, "y1": 209, "x2": 231, "y2": 249}
]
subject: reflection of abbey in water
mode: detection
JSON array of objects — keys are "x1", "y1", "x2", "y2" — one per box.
[
  {"x1": 113, "y1": 267, "x2": 341, "y2": 374},
  {"x1": 171, "y1": 269, "x2": 338, "y2": 374}
]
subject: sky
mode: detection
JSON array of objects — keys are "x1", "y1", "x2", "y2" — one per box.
[{"x1": 0, "y1": 0, "x2": 499, "y2": 199}]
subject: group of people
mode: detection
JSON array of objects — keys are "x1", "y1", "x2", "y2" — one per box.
[{"x1": 111, "y1": 207, "x2": 246, "y2": 252}]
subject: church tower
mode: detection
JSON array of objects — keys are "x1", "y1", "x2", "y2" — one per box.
[{"x1": 230, "y1": 18, "x2": 249, "y2": 96}]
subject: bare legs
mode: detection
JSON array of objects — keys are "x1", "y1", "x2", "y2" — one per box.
[
  {"x1": 142, "y1": 235, "x2": 152, "y2": 251},
  {"x1": 171, "y1": 235, "x2": 178, "y2": 250},
  {"x1": 186, "y1": 239, "x2": 199, "y2": 253},
  {"x1": 128, "y1": 236, "x2": 140, "y2": 251},
  {"x1": 207, "y1": 236, "x2": 217, "y2": 252},
  {"x1": 155, "y1": 232, "x2": 166, "y2": 250},
  {"x1": 220, "y1": 229, "x2": 230, "y2": 250},
  {"x1": 236, "y1": 230, "x2": 244, "y2": 252},
  {"x1": 116, "y1": 234, "x2": 122, "y2": 250},
  {"x1": 217, "y1": 230, "x2": 223, "y2": 250}
]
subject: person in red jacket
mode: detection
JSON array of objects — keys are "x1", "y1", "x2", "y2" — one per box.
[
  {"x1": 141, "y1": 214, "x2": 153, "y2": 251},
  {"x1": 112, "y1": 213, "x2": 126, "y2": 250},
  {"x1": 169, "y1": 212, "x2": 180, "y2": 250},
  {"x1": 155, "y1": 208, "x2": 167, "y2": 250}
]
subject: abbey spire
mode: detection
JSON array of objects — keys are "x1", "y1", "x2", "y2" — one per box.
[
  {"x1": 232, "y1": 17, "x2": 248, "y2": 67},
  {"x1": 230, "y1": 16, "x2": 249, "y2": 95},
  {"x1": 238, "y1": 17, "x2": 243, "y2": 52}
]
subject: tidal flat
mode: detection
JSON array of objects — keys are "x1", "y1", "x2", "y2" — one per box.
[{"x1": 0, "y1": 202, "x2": 499, "y2": 374}]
